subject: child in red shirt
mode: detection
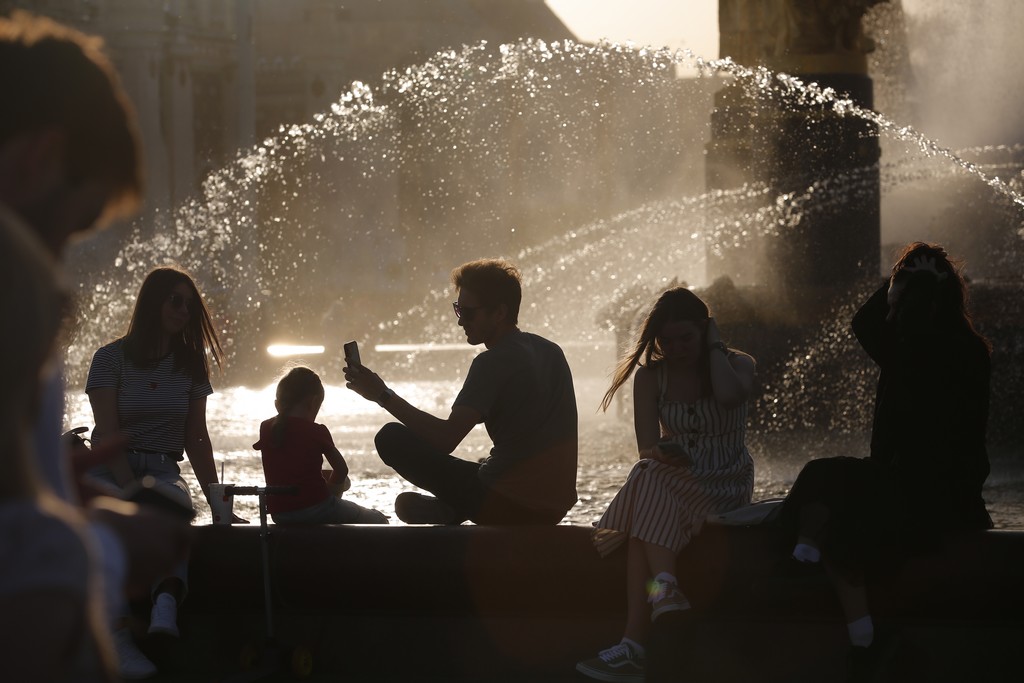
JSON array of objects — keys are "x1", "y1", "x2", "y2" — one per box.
[{"x1": 255, "y1": 367, "x2": 387, "y2": 524}]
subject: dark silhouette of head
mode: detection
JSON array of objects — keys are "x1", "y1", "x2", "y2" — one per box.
[
  {"x1": 0, "y1": 12, "x2": 142, "y2": 251},
  {"x1": 123, "y1": 266, "x2": 223, "y2": 380},
  {"x1": 272, "y1": 366, "x2": 325, "y2": 446},
  {"x1": 275, "y1": 366, "x2": 324, "y2": 414},
  {"x1": 888, "y1": 242, "x2": 986, "y2": 347},
  {"x1": 601, "y1": 287, "x2": 711, "y2": 411},
  {"x1": 450, "y1": 258, "x2": 522, "y2": 325}
]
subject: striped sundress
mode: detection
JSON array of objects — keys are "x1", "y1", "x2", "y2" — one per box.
[{"x1": 593, "y1": 361, "x2": 754, "y2": 556}]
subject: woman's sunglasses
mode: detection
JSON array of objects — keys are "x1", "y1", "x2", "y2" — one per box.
[{"x1": 167, "y1": 292, "x2": 195, "y2": 313}]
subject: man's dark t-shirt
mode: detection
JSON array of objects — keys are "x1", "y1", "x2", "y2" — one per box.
[{"x1": 453, "y1": 330, "x2": 578, "y2": 514}]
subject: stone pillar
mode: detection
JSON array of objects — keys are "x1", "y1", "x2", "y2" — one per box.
[
  {"x1": 234, "y1": 0, "x2": 256, "y2": 151},
  {"x1": 708, "y1": 0, "x2": 885, "y2": 321},
  {"x1": 98, "y1": 2, "x2": 173, "y2": 220},
  {"x1": 167, "y1": 54, "x2": 196, "y2": 211}
]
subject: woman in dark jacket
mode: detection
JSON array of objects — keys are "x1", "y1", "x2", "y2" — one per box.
[{"x1": 781, "y1": 242, "x2": 992, "y2": 679}]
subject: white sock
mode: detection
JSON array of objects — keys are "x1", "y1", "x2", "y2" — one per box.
[
  {"x1": 847, "y1": 615, "x2": 874, "y2": 647},
  {"x1": 652, "y1": 571, "x2": 678, "y2": 585},
  {"x1": 621, "y1": 637, "x2": 645, "y2": 657},
  {"x1": 648, "y1": 572, "x2": 691, "y2": 610},
  {"x1": 792, "y1": 542, "x2": 821, "y2": 564},
  {"x1": 155, "y1": 592, "x2": 177, "y2": 609}
]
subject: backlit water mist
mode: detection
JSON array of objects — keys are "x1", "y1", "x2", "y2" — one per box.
[{"x1": 62, "y1": 25, "x2": 1024, "y2": 527}]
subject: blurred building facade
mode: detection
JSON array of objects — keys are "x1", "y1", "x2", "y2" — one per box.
[
  {"x1": 2, "y1": 0, "x2": 576, "y2": 215},
  {"x1": 9, "y1": 0, "x2": 718, "y2": 383}
]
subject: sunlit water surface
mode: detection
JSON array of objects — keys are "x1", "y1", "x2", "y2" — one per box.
[{"x1": 65, "y1": 372, "x2": 1024, "y2": 529}]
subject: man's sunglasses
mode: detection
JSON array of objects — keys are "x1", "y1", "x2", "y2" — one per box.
[{"x1": 452, "y1": 301, "x2": 489, "y2": 321}]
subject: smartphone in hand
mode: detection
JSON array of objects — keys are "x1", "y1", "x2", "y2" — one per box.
[{"x1": 343, "y1": 340, "x2": 361, "y2": 368}]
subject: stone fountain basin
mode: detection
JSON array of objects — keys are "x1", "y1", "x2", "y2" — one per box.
[{"x1": 144, "y1": 521, "x2": 1024, "y2": 682}]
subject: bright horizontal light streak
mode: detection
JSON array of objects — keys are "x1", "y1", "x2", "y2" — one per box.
[
  {"x1": 374, "y1": 343, "x2": 469, "y2": 352},
  {"x1": 373, "y1": 341, "x2": 611, "y2": 352},
  {"x1": 267, "y1": 344, "x2": 325, "y2": 357}
]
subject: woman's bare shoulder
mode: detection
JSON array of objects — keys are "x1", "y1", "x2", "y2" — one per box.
[
  {"x1": 728, "y1": 348, "x2": 755, "y2": 366},
  {"x1": 634, "y1": 361, "x2": 661, "y2": 381}
]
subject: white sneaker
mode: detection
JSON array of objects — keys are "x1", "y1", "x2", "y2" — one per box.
[
  {"x1": 113, "y1": 628, "x2": 157, "y2": 679},
  {"x1": 148, "y1": 593, "x2": 180, "y2": 637}
]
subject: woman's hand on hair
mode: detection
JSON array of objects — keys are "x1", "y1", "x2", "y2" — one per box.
[
  {"x1": 902, "y1": 255, "x2": 948, "y2": 281},
  {"x1": 705, "y1": 317, "x2": 723, "y2": 348}
]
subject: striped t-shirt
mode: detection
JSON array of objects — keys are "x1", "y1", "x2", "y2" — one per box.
[{"x1": 85, "y1": 339, "x2": 213, "y2": 458}]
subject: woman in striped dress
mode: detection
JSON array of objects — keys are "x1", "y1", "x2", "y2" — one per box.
[{"x1": 577, "y1": 287, "x2": 755, "y2": 683}]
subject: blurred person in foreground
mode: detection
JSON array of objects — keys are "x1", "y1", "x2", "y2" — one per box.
[
  {"x1": 0, "y1": 202, "x2": 112, "y2": 681},
  {"x1": 344, "y1": 258, "x2": 578, "y2": 525},
  {"x1": 0, "y1": 9, "x2": 140, "y2": 497},
  {"x1": 0, "y1": 11, "x2": 192, "y2": 680}
]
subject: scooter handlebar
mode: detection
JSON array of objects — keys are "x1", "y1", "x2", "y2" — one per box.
[{"x1": 224, "y1": 485, "x2": 299, "y2": 497}]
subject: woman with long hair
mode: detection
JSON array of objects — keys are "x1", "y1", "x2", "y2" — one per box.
[
  {"x1": 781, "y1": 242, "x2": 992, "y2": 681},
  {"x1": 576, "y1": 286, "x2": 756, "y2": 683},
  {"x1": 86, "y1": 265, "x2": 229, "y2": 678}
]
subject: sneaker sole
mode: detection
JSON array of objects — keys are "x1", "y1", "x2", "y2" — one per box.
[
  {"x1": 147, "y1": 624, "x2": 180, "y2": 638},
  {"x1": 118, "y1": 655, "x2": 158, "y2": 680},
  {"x1": 575, "y1": 661, "x2": 644, "y2": 683},
  {"x1": 651, "y1": 602, "x2": 690, "y2": 621},
  {"x1": 395, "y1": 493, "x2": 460, "y2": 524}
]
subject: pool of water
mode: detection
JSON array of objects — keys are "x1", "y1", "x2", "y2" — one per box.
[{"x1": 64, "y1": 374, "x2": 1024, "y2": 529}]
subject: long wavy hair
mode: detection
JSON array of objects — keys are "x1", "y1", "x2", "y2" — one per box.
[
  {"x1": 121, "y1": 266, "x2": 223, "y2": 380},
  {"x1": 890, "y1": 242, "x2": 991, "y2": 352},
  {"x1": 600, "y1": 287, "x2": 711, "y2": 412}
]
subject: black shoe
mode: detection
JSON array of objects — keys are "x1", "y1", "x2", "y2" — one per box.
[
  {"x1": 646, "y1": 608, "x2": 700, "y2": 682},
  {"x1": 847, "y1": 628, "x2": 899, "y2": 683},
  {"x1": 394, "y1": 492, "x2": 461, "y2": 524},
  {"x1": 773, "y1": 555, "x2": 824, "y2": 579},
  {"x1": 576, "y1": 641, "x2": 645, "y2": 683}
]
